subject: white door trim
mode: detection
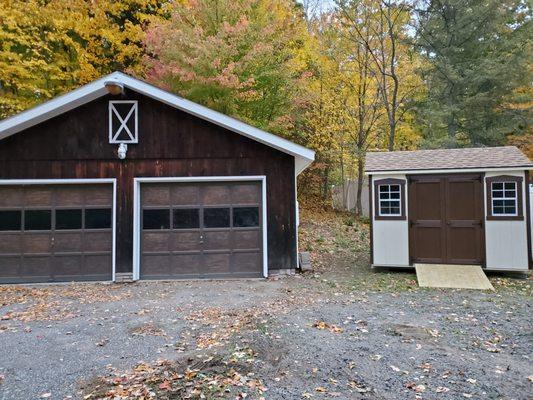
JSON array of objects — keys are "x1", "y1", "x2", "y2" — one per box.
[
  {"x1": 0, "y1": 178, "x2": 117, "y2": 282},
  {"x1": 133, "y1": 176, "x2": 268, "y2": 281}
]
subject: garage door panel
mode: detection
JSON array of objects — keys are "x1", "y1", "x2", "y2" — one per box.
[
  {"x1": 84, "y1": 231, "x2": 112, "y2": 252},
  {"x1": 204, "y1": 253, "x2": 230, "y2": 274},
  {"x1": 53, "y1": 255, "x2": 81, "y2": 277},
  {"x1": 84, "y1": 186, "x2": 113, "y2": 207},
  {"x1": 142, "y1": 185, "x2": 170, "y2": 206},
  {"x1": 53, "y1": 232, "x2": 82, "y2": 252},
  {"x1": 0, "y1": 234, "x2": 22, "y2": 253},
  {"x1": 231, "y1": 184, "x2": 260, "y2": 204},
  {"x1": 171, "y1": 185, "x2": 200, "y2": 206},
  {"x1": 233, "y1": 252, "x2": 261, "y2": 274},
  {"x1": 142, "y1": 254, "x2": 170, "y2": 277},
  {"x1": 170, "y1": 254, "x2": 203, "y2": 275},
  {"x1": 233, "y1": 230, "x2": 261, "y2": 250},
  {"x1": 20, "y1": 256, "x2": 50, "y2": 278},
  {"x1": 25, "y1": 188, "x2": 53, "y2": 207},
  {"x1": 142, "y1": 232, "x2": 170, "y2": 252},
  {"x1": 203, "y1": 231, "x2": 230, "y2": 250},
  {"x1": 0, "y1": 188, "x2": 23, "y2": 207},
  {"x1": 84, "y1": 255, "x2": 112, "y2": 276},
  {"x1": 203, "y1": 185, "x2": 231, "y2": 205},
  {"x1": 0, "y1": 257, "x2": 20, "y2": 277},
  {"x1": 171, "y1": 232, "x2": 201, "y2": 251},
  {"x1": 23, "y1": 234, "x2": 52, "y2": 254},
  {"x1": 55, "y1": 188, "x2": 85, "y2": 206}
]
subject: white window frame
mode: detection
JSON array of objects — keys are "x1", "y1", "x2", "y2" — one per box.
[
  {"x1": 491, "y1": 181, "x2": 518, "y2": 217},
  {"x1": 378, "y1": 184, "x2": 402, "y2": 217},
  {"x1": 109, "y1": 100, "x2": 138, "y2": 144}
]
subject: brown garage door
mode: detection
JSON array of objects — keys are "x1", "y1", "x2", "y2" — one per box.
[
  {"x1": 0, "y1": 184, "x2": 113, "y2": 283},
  {"x1": 408, "y1": 174, "x2": 484, "y2": 265},
  {"x1": 140, "y1": 181, "x2": 263, "y2": 279}
]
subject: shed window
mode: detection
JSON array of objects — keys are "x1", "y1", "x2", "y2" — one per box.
[
  {"x1": 486, "y1": 175, "x2": 523, "y2": 220},
  {"x1": 491, "y1": 182, "x2": 517, "y2": 216},
  {"x1": 378, "y1": 184, "x2": 401, "y2": 216},
  {"x1": 373, "y1": 178, "x2": 406, "y2": 220}
]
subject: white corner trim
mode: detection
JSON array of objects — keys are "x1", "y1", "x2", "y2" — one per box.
[
  {"x1": 0, "y1": 178, "x2": 117, "y2": 282},
  {"x1": 132, "y1": 176, "x2": 268, "y2": 281},
  {"x1": 0, "y1": 72, "x2": 315, "y2": 174}
]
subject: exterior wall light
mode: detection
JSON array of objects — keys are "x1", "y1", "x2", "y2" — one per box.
[{"x1": 117, "y1": 143, "x2": 128, "y2": 159}]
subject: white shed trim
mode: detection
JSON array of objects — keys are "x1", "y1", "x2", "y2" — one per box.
[
  {"x1": 132, "y1": 176, "x2": 268, "y2": 281},
  {"x1": 0, "y1": 72, "x2": 315, "y2": 175},
  {"x1": 366, "y1": 167, "x2": 533, "y2": 176}
]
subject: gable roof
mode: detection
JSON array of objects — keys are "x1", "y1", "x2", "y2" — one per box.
[
  {"x1": 365, "y1": 146, "x2": 533, "y2": 174},
  {"x1": 0, "y1": 72, "x2": 315, "y2": 174}
]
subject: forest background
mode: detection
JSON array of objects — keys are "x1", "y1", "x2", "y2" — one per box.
[{"x1": 1, "y1": 0, "x2": 531, "y2": 214}]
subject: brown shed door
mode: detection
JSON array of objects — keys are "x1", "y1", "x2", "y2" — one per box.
[
  {"x1": 409, "y1": 174, "x2": 484, "y2": 265},
  {"x1": 140, "y1": 181, "x2": 263, "y2": 279},
  {"x1": 0, "y1": 184, "x2": 113, "y2": 283}
]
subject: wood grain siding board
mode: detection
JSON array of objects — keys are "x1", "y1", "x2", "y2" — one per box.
[
  {"x1": 0, "y1": 90, "x2": 297, "y2": 273},
  {"x1": 485, "y1": 175, "x2": 524, "y2": 220}
]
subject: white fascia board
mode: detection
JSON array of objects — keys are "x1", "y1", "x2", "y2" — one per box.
[
  {"x1": 365, "y1": 167, "x2": 533, "y2": 176},
  {"x1": 0, "y1": 72, "x2": 314, "y2": 174}
]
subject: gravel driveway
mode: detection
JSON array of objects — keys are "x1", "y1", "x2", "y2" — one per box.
[{"x1": 0, "y1": 273, "x2": 531, "y2": 400}]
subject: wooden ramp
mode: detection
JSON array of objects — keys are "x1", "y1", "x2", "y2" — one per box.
[{"x1": 415, "y1": 264, "x2": 494, "y2": 290}]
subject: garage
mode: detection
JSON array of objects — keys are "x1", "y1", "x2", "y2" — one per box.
[
  {"x1": 137, "y1": 179, "x2": 265, "y2": 280},
  {"x1": 0, "y1": 72, "x2": 314, "y2": 283},
  {"x1": 0, "y1": 182, "x2": 115, "y2": 283},
  {"x1": 365, "y1": 146, "x2": 532, "y2": 272}
]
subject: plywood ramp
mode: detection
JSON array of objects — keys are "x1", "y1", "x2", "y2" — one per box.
[{"x1": 415, "y1": 264, "x2": 494, "y2": 290}]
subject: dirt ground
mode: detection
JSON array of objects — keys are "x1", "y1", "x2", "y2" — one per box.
[{"x1": 0, "y1": 211, "x2": 531, "y2": 400}]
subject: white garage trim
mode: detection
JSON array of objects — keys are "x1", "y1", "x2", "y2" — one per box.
[
  {"x1": 132, "y1": 176, "x2": 268, "y2": 280},
  {"x1": 0, "y1": 178, "x2": 117, "y2": 282}
]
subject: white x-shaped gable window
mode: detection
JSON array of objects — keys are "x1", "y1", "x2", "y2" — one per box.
[{"x1": 109, "y1": 100, "x2": 138, "y2": 144}]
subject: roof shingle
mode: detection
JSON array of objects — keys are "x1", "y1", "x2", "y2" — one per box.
[{"x1": 365, "y1": 146, "x2": 532, "y2": 173}]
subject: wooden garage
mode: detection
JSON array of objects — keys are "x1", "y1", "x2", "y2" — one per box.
[
  {"x1": 0, "y1": 72, "x2": 314, "y2": 283},
  {"x1": 365, "y1": 147, "x2": 532, "y2": 272}
]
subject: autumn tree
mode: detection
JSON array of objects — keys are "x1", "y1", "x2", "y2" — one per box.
[
  {"x1": 0, "y1": 0, "x2": 167, "y2": 119},
  {"x1": 142, "y1": 0, "x2": 311, "y2": 138},
  {"x1": 336, "y1": 0, "x2": 422, "y2": 151}
]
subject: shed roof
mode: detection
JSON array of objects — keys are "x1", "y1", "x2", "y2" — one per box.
[
  {"x1": 0, "y1": 72, "x2": 315, "y2": 174},
  {"x1": 365, "y1": 146, "x2": 533, "y2": 173}
]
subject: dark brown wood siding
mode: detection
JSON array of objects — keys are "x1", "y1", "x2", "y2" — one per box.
[{"x1": 0, "y1": 90, "x2": 296, "y2": 273}]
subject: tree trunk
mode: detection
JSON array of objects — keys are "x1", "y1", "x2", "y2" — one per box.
[{"x1": 356, "y1": 157, "x2": 364, "y2": 217}]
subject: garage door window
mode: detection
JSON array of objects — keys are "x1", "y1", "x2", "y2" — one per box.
[
  {"x1": 173, "y1": 208, "x2": 199, "y2": 229},
  {"x1": 233, "y1": 207, "x2": 259, "y2": 227},
  {"x1": 24, "y1": 210, "x2": 51, "y2": 230},
  {"x1": 86, "y1": 208, "x2": 112, "y2": 229},
  {"x1": 204, "y1": 208, "x2": 230, "y2": 228},
  {"x1": 56, "y1": 209, "x2": 82, "y2": 230},
  {"x1": 0, "y1": 210, "x2": 21, "y2": 231},
  {"x1": 143, "y1": 209, "x2": 170, "y2": 230}
]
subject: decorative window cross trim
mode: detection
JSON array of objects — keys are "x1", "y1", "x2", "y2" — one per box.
[{"x1": 109, "y1": 100, "x2": 138, "y2": 144}]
